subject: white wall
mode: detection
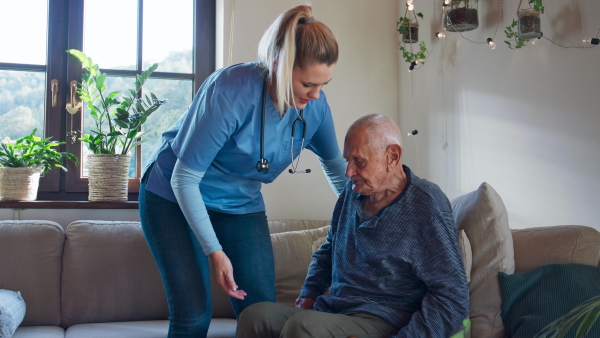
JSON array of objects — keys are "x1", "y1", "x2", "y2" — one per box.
[
  {"x1": 0, "y1": 1, "x2": 399, "y2": 226},
  {"x1": 398, "y1": 0, "x2": 600, "y2": 231}
]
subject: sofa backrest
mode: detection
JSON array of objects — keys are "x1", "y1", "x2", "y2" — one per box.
[
  {"x1": 0, "y1": 220, "x2": 64, "y2": 326},
  {"x1": 60, "y1": 221, "x2": 169, "y2": 328},
  {"x1": 511, "y1": 225, "x2": 600, "y2": 273}
]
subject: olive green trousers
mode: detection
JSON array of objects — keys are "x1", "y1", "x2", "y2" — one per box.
[{"x1": 236, "y1": 301, "x2": 398, "y2": 338}]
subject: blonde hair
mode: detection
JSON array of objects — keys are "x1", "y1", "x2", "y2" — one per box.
[{"x1": 257, "y1": 5, "x2": 339, "y2": 115}]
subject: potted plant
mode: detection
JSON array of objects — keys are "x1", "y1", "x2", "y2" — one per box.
[
  {"x1": 505, "y1": 0, "x2": 544, "y2": 49},
  {"x1": 397, "y1": 12, "x2": 423, "y2": 43},
  {"x1": 444, "y1": 0, "x2": 479, "y2": 32},
  {"x1": 0, "y1": 129, "x2": 78, "y2": 201},
  {"x1": 66, "y1": 49, "x2": 167, "y2": 201},
  {"x1": 535, "y1": 294, "x2": 600, "y2": 337}
]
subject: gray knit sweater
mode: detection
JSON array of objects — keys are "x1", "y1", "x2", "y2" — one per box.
[{"x1": 299, "y1": 165, "x2": 470, "y2": 337}]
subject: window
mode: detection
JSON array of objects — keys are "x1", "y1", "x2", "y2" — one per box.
[{"x1": 0, "y1": 0, "x2": 215, "y2": 201}]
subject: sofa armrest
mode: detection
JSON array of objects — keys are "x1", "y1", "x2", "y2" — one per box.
[{"x1": 511, "y1": 225, "x2": 600, "y2": 273}]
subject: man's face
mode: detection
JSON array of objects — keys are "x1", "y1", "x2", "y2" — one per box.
[{"x1": 343, "y1": 128, "x2": 391, "y2": 196}]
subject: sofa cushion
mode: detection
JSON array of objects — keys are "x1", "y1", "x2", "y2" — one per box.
[
  {"x1": 0, "y1": 220, "x2": 64, "y2": 326},
  {"x1": 268, "y1": 219, "x2": 330, "y2": 235},
  {"x1": 458, "y1": 230, "x2": 472, "y2": 283},
  {"x1": 61, "y1": 221, "x2": 169, "y2": 328},
  {"x1": 0, "y1": 290, "x2": 26, "y2": 338},
  {"x1": 12, "y1": 326, "x2": 65, "y2": 338},
  {"x1": 451, "y1": 182, "x2": 515, "y2": 338},
  {"x1": 271, "y1": 225, "x2": 331, "y2": 306},
  {"x1": 512, "y1": 225, "x2": 600, "y2": 273},
  {"x1": 498, "y1": 263, "x2": 600, "y2": 337}
]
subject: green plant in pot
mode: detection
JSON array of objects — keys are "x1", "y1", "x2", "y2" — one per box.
[
  {"x1": 535, "y1": 294, "x2": 600, "y2": 338},
  {"x1": 444, "y1": 0, "x2": 479, "y2": 32},
  {"x1": 66, "y1": 49, "x2": 167, "y2": 155},
  {"x1": 0, "y1": 129, "x2": 78, "y2": 201},
  {"x1": 505, "y1": 0, "x2": 544, "y2": 49},
  {"x1": 397, "y1": 12, "x2": 423, "y2": 43},
  {"x1": 66, "y1": 49, "x2": 167, "y2": 201}
]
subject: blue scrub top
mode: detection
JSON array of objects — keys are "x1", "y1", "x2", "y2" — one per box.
[{"x1": 144, "y1": 62, "x2": 342, "y2": 214}]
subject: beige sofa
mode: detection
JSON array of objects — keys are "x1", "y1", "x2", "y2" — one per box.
[{"x1": 1, "y1": 183, "x2": 599, "y2": 338}]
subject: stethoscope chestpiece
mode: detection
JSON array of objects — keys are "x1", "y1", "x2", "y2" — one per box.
[{"x1": 256, "y1": 158, "x2": 269, "y2": 173}]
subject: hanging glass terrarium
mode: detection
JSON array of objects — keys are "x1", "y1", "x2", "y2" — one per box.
[
  {"x1": 397, "y1": 11, "x2": 423, "y2": 43},
  {"x1": 401, "y1": 22, "x2": 419, "y2": 43},
  {"x1": 517, "y1": 9, "x2": 541, "y2": 39},
  {"x1": 444, "y1": 0, "x2": 479, "y2": 32}
]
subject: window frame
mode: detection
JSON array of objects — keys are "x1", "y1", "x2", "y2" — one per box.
[{"x1": 20, "y1": 0, "x2": 216, "y2": 202}]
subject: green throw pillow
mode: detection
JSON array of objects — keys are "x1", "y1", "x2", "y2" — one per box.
[{"x1": 498, "y1": 263, "x2": 600, "y2": 338}]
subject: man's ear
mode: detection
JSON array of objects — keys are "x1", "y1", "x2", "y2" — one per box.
[{"x1": 386, "y1": 144, "x2": 402, "y2": 168}]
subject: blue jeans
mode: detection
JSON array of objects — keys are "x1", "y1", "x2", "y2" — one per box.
[{"x1": 139, "y1": 180, "x2": 276, "y2": 338}]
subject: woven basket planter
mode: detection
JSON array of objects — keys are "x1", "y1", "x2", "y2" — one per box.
[
  {"x1": 0, "y1": 167, "x2": 43, "y2": 201},
  {"x1": 87, "y1": 154, "x2": 130, "y2": 201}
]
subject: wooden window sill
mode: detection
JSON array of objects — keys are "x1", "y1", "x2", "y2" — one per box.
[{"x1": 0, "y1": 200, "x2": 139, "y2": 209}]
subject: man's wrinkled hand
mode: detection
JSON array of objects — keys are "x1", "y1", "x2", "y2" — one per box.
[{"x1": 295, "y1": 296, "x2": 315, "y2": 309}]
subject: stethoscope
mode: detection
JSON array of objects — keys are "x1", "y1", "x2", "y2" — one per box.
[{"x1": 256, "y1": 79, "x2": 310, "y2": 174}]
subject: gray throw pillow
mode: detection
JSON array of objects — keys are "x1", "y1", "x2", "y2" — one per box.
[{"x1": 0, "y1": 289, "x2": 26, "y2": 338}]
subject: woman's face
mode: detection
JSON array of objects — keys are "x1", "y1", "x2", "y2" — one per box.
[{"x1": 290, "y1": 63, "x2": 335, "y2": 109}]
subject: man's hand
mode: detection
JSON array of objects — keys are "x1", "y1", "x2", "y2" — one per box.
[
  {"x1": 295, "y1": 296, "x2": 315, "y2": 309},
  {"x1": 209, "y1": 250, "x2": 247, "y2": 300}
]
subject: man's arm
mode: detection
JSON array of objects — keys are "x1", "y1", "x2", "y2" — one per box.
[
  {"x1": 391, "y1": 210, "x2": 470, "y2": 337},
  {"x1": 298, "y1": 227, "x2": 334, "y2": 300}
]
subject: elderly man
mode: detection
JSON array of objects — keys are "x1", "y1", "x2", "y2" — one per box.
[{"x1": 237, "y1": 114, "x2": 469, "y2": 338}]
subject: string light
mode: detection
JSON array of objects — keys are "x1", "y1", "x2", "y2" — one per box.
[
  {"x1": 407, "y1": 0, "x2": 414, "y2": 11},
  {"x1": 436, "y1": 32, "x2": 446, "y2": 39},
  {"x1": 407, "y1": 130, "x2": 419, "y2": 137},
  {"x1": 487, "y1": 38, "x2": 497, "y2": 50},
  {"x1": 582, "y1": 37, "x2": 600, "y2": 45},
  {"x1": 408, "y1": 61, "x2": 417, "y2": 72},
  {"x1": 444, "y1": 0, "x2": 452, "y2": 5}
]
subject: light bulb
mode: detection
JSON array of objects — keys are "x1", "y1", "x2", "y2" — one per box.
[
  {"x1": 583, "y1": 37, "x2": 592, "y2": 44},
  {"x1": 436, "y1": 32, "x2": 446, "y2": 39},
  {"x1": 531, "y1": 39, "x2": 537, "y2": 45},
  {"x1": 406, "y1": 0, "x2": 413, "y2": 5},
  {"x1": 407, "y1": 130, "x2": 419, "y2": 136},
  {"x1": 487, "y1": 38, "x2": 496, "y2": 50},
  {"x1": 408, "y1": 4, "x2": 415, "y2": 11},
  {"x1": 444, "y1": 0, "x2": 452, "y2": 5}
]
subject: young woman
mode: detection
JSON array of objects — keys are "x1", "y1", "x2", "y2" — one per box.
[{"x1": 139, "y1": 5, "x2": 347, "y2": 337}]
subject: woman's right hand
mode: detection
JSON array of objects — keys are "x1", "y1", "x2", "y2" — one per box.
[{"x1": 209, "y1": 250, "x2": 247, "y2": 300}]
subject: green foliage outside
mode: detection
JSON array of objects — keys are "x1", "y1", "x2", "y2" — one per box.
[
  {"x1": 66, "y1": 49, "x2": 167, "y2": 155},
  {"x1": 0, "y1": 128, "x2": 78, "y2": 172}
]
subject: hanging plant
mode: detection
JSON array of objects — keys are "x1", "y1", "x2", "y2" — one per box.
[
  {"x1": 444, "y1": 0, "x2": 479, "y2": 32},
  {"x1": 399, "y1": 41, "x2": 427, "y2": 68},
  {"x1": 397, "y1": 10, "x2": 427, "y2": 70},
  {"x1": 397, "y1": 12, "x2": 423, "y2": 43},
  {"x1": 504, "y1": 0, "x2": 544, "y2": 49}
]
